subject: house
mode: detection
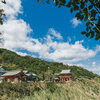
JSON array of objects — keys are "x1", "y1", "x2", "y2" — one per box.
[
  {"x1": 23, "y1": 70, "x2": 37, "y2": 82},
  {"x1": 53, "y1": 69, "x2": 72, "y2": 83},
  {"x1": 0, "y1": 70, "x2": 26, "y2": 83},
  {"x1": 59, "y1": 69, "x2": 72, "y2": 82}
]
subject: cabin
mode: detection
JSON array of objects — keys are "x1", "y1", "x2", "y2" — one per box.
[
  {"x1": 59, "y1": 69, "x2": 72, "y2": 82},
  {"x1": 0, "y1": 70, "x2": 26, "y2": 83}
]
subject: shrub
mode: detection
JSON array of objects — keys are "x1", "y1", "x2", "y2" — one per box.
[{"x1": 46, "y1": 83, "x2": 58, "y2": 93}]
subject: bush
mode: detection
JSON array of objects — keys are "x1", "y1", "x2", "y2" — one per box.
[{"x1": 46, "y1": 83, "x2": 58, "y2": 93}]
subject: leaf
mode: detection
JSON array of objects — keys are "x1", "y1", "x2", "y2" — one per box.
[
  {"x1": 86, "y1": 33, "x2": 90, "y2": 37},
  {"x1": 80, "y1": 15, "x2": 84, "y2": 21},
  {"x1": 45, "y1": 0, "x2": 50, "y2": 4},
  {"x1": 58, "y1": 5, "x2": 61, "y2": 8},
  {"x1": 86, "y1": 27, "x2": 89, "y2": 32},
  {"x1": 37, "y1": 0, "x2": 42, "y2": 3},
  {"x1": 95, "y1": 34, "x2": 100, "y2": 40},
  {"x1": 89, "y1": 5, "x2": 93, "y2": 9},
  {"x1": 66, "y1": 2, "x2": 72, "y2": 7},
  {"x1": 91, "y1": 10, "x2": 97, "y2": 18},
  {"x1": 1, "y1": 0, "x2": 6, "y2": 4},
  {"x1": 75, "y1": 12, "x2": 81, "y2": 18},
  {"x1": 80, "y1": 2, "x2": 85, "y2": 9},
  {"x1": 55, "y1": 0, "x2": 59, "y2": 6},
  {"x1": 84, "y1": 15, "x2": 88, "y2": 21},
  {"x1": 86, "y1": 21, "x2": 90, "y2": 26},
  {"x1": 73, "y1": 5, "x2": 79, "y2": 11},
  {"x1": 90, "y1": 17, "x2": 95, "y2": 21},
  {"x1": 70, "y1": 8, "x2": 74, "y2": 13},
  {"x1": 90, "y1": 31, "x2": 94, "y2": 39},
  {"x1": 81, "y1": 31, "x2": 86, "y2": 34},
  {"x1": 60, "y1": 0, "x2": 66, "y2": 5}
]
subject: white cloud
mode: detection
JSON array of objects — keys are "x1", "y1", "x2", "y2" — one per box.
[
  {"x1": 0, "y1": 0, "x2": 100, "y2": 66},
  {"x1": 86, "y1": 65, "x2": 100, "y2": 75},
  {"x1": 92, "y1": 61, "x2": 96, "y2": 67},
  {"x1": 71, "y1": 18, "x2": 82, "y2": 27},
  {"x1": 39, "y1": 40, "x2": 99, "y2": 64},
  {"x1": 0, "y1": 19, "x2": 32, "y2": 49},
  {"x1": 16, "y1": 52, "x2": 28, "y2": 56},
  {"x1": 48, "y1": 28, "x2": 63, "y2": 40},
  {"x1": 0, "y1": 0, "x2": 22, "y2": 19},
  {"x1": 67, "y1": 36, "x2": 71, "y2": 42}
]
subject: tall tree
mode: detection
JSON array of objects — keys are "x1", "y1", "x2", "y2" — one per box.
[{"x1": 37, "y1": 0, "x2": 100, "y2": 40}]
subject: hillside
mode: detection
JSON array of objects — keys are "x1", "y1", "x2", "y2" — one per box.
[
  {"x1": 0, "y1": 48, "x2": 100, "y2": 80},
  {"x1": 1, "y1": 78, "x2": 100, "y2": 100}
]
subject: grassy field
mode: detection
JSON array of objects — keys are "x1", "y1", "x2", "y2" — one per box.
[{"x1": 3, "y1": 78, "x2": 99, "y2": 100}]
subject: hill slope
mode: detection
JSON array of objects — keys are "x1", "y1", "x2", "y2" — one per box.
[{"x1": 0, "y1": 48, "x2": 100, "y2": 80}]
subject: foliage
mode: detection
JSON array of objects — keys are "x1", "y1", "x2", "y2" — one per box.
[
  {"x1": 0, "y1": 82, "x2": 43, "y2": 99},
  {"x1": 38, "y1": 0, "x2": 100, "y2": 40},
  {"x1": 0, "y1": 48, "x2": 100, "y2": 81},
  {"x1": 46, "y1": 83, "x2": 58, "y2": 92},
  {"x1": 0, "y1": 0, "x2": 6, "y2": 25},
  {"x1": 3, "y1": 78, "x2": 100, "y2": 100}
]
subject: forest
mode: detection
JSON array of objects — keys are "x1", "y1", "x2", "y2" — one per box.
[{"x1": 0, "y1": 48, "x2": 99, "y2": 81}]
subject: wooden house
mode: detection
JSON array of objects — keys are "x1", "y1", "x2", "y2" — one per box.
[
  {"x1": 59, "y1": 69, "x2": 72, "y2": 82},
  {"x1": 0, "y1": 70, "x2": 26, "y2": 83}
]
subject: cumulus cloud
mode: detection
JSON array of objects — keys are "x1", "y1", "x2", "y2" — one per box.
[
  {"x1": 48, "y1": 28, "x2": 63, "y2": 40},
  {"x1": 40, "y1": 40, "x2": 99, "y2": 64},
  {"x1": 71, "y1": 18, "x2": 82, "y2": 27},
  {"x1": 0, "y1": 0, "x2": 100, "y2": 65}
]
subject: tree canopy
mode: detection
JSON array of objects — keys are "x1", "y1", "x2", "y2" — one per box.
[{"x1": 38, "y1": 0, "x2": 100, "y2": 40}]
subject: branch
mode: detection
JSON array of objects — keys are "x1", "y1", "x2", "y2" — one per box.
[
  {"x1": 86, "y1": 2, "x2": 100, "y2": 33},
  {"x1": 89, "y1": 0, "x2": 100, "y2": 14}
]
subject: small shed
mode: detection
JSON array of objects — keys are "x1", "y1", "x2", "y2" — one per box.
[{"x1": 0, "y1": 70, "x2": 26, "y2": 83}]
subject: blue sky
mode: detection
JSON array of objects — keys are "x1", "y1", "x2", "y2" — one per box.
[{"x1": 0, "y1": 0, "x2": 100, "y2": 75}]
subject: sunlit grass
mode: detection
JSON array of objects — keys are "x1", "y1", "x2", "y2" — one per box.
[{"x1": 10, "y1": 78, "x2": 100, "y2": 100}]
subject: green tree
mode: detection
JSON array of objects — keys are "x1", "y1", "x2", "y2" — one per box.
[{"x1": 38, "y1": 0, "x2": 100, "y2": 40}]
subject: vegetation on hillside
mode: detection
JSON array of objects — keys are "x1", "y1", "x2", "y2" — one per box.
[
  {"x1": 0, "y1": 48, "x2": 99, "y2": 80},
  {"x1": 0, "y1": 48, "x2": 100, "y2": 100},
  {"x1": 0, "y1": 78, "x2": 100, "y2": 100}
]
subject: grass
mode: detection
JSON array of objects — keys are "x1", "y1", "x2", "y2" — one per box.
[{"x1": 10, "y1": 78, "x2": 100, "y2": 100}]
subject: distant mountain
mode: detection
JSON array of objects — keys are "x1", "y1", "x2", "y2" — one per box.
[{"x1": 0, "y1": 48, "x2": 100, "y2": 80}]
